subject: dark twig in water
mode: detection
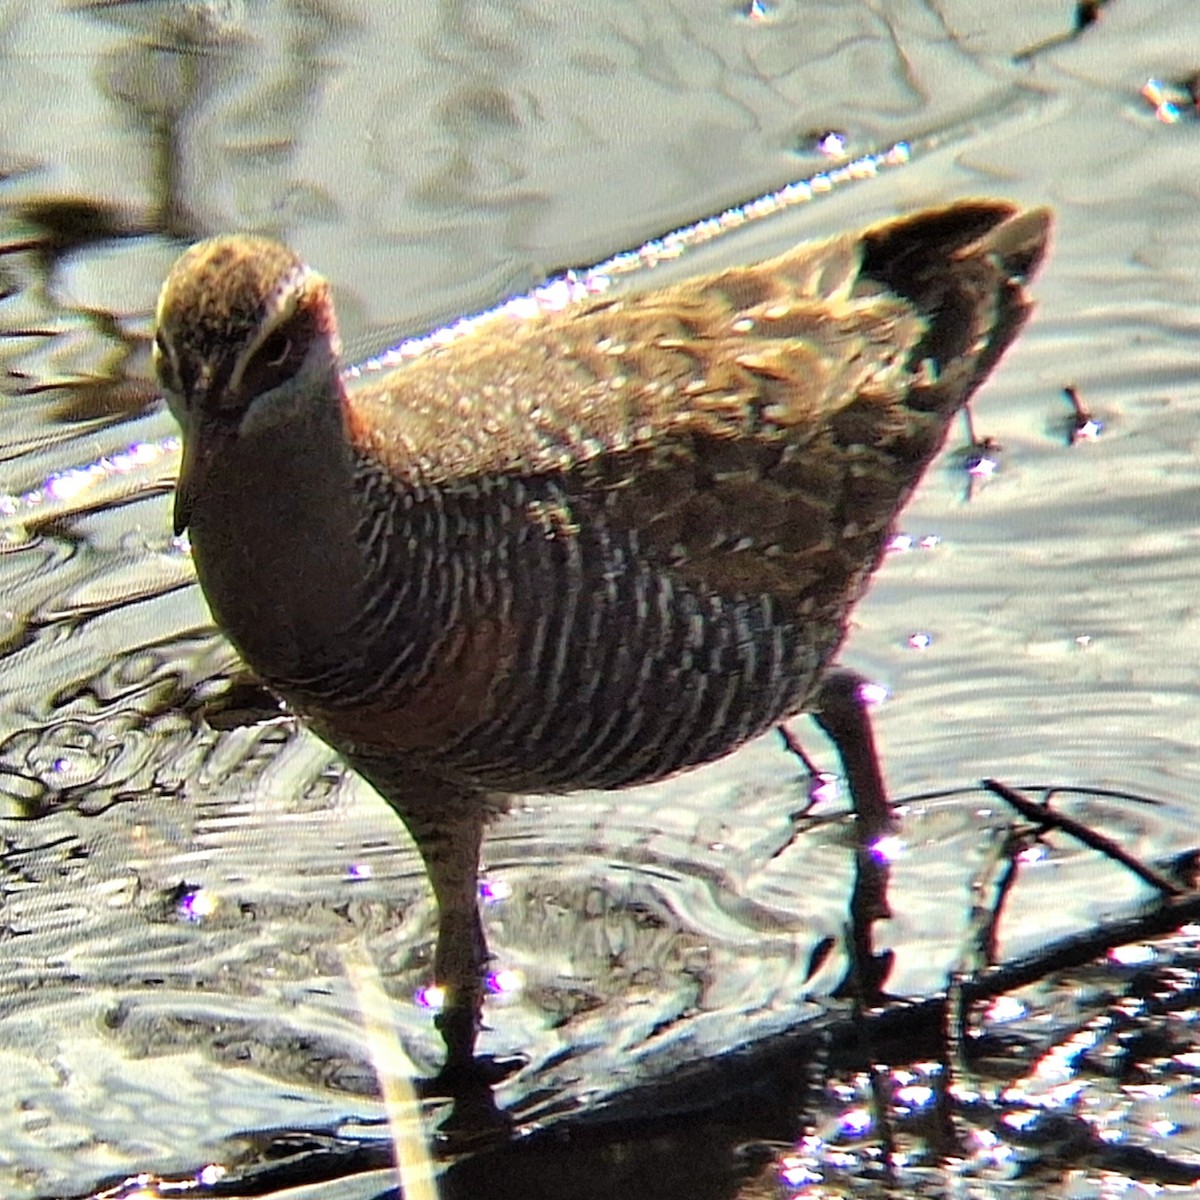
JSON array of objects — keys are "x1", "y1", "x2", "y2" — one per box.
[
  {"x1": 776, "y1": 721, "x2": 823, "y2": 779},
  {"x1": 1013, "y1": 0, "x2": 1114, "y2": 61},
  {"x1": 979, "y1": 828, "x2": 1028, "y2": 966},
  {"x1": 960, "y1": 895, "x2": 1200, "y2": 1008},
  {"x1": 956, "y1": 404, "x2": 1002, "y2": 497},
  {"x1": 1062, "y1": 384, "x2": 1104, "y2": 444},
  {"x1": 982, "y1": 778, "x2": 1186, "y2": 898},
  {"x1": 936, "y1": 823, "x2": 1030, "y2": 1155},
  {"x1": 776, "y1": 721, "x2": 840, "y2": 815}
]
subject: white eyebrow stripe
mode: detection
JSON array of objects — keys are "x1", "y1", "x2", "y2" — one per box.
[{"x1": 227, "y1": 264, "x2": 310, "y2": 394}]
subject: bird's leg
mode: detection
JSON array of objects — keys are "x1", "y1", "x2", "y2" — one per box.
[
  {"x1": 811, "y1": 668, "x2": 896, "y2": 1005},
  {"x1": 811, "y1": 670, "x2": 895, "y2": 843},
  {"x1": 400, "y1": 805, "x2": 489, "y2": 1081}
]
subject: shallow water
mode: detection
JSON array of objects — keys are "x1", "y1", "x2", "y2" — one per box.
[{"x1": 3, "y1": 2, "x2": 1200, "y2": 1197}]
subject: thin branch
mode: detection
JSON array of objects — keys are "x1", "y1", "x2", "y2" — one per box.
[{"x1": 982, "y1": 778, "x2": 1186, "y2": 899}]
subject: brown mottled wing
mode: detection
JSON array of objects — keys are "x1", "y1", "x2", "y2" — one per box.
[
  {"x1": 346, "y1": 227, "x2": 913, "y2": 478},
  {"x1": 346, "y1": 201, "x2": 1049, "y2": 618}
]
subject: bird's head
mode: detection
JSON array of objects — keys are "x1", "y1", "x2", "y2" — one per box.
[{"x1": 154, "y1": 235, "x2": 342, "y2": 535}]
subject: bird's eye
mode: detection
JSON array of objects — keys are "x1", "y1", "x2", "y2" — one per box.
[
  {"x1": 260, "y1": 332, "x2": 292, "y2": 367},
  {"x1": 235, "y1": 315, "x2": 311, "y2": 402}
]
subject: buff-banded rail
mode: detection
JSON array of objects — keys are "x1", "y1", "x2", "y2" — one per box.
[{"x1": 154, "y1": 200, "x2": 1051, "y2": 1081}]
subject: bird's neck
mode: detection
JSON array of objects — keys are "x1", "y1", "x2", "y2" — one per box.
[{"x1": 187, "y1": 376, "x2": 370, "y2": 700}]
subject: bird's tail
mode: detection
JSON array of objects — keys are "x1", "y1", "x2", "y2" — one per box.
[{"x1": 858, "y1": 200, "x2": 1052, "y2": 421}]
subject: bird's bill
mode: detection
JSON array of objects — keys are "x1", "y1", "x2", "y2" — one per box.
[{"x1": 174, "y1": 411, "x2": 233, "y2": 536}]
